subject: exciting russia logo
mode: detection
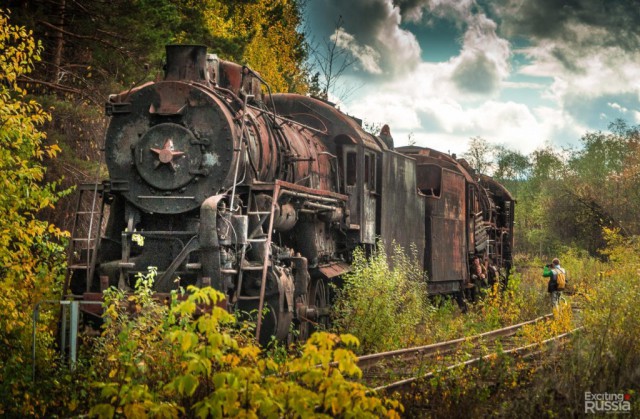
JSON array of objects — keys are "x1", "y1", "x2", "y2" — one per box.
[{"x1": 585, "y1": 392, "x2": 631, "y2": 414}]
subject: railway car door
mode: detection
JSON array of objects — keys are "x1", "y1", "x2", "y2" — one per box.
[
  {"x1": 343, "y1": 147, "x2": 359, "y2": 229},
  {"x1": 362, "y1": 150, "x2": 377, "y2": 244},
  {"x1": 341, "y1": 145, "x2": 377, "y2": 244}
]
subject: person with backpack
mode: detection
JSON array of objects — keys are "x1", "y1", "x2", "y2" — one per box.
[{"x1": 543, "y1": 258, "x2": 567, "y2": 308}]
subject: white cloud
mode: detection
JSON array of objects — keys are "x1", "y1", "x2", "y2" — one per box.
[
  {"x1": 516, "y1": 23, "x2": 640, "y2": 112},
  {"x1": 375, "y1": 2, "x2": 422, "y2": 72},
  {"x1": 331, "y1": 28, "x2": 382, "y2": 74},
  {"x1": 317, "y1": 0, "x2": 422, "y2": 76},
  {"x1": 422, "y1": 3, "x2": 513, "y2": 97},
  {"x1": 345, "y1": 61, "x2": 585, "y2": 155},
  {"x1": 313, "y1": 0, "x2": 640, "y2": 158},
  {"x1": 608, "y1": 102, "x2": 628, "y2": 113}
]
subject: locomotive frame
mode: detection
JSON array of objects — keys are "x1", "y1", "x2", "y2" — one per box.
[{"x1": 64, "y1": 45, "x2": 514, "y2": 342}]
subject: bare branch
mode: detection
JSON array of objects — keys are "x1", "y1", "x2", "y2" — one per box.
[
  {"x1": 38, "y1": 20, "x2": 120, "y2": 50},
  {"x1": 18, "y1": 75, "x2": 83, "y2": 95},
  {"x1": 307, "y1": 15, "x2": 359, "y2": 101}
]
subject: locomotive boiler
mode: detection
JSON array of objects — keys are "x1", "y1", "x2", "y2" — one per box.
[{"x1": 65, "y1": 45, "x2": 514, "y2": 342}]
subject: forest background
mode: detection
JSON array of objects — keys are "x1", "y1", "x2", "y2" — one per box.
[{"x1": 2, "y1": 0, "x2": 640, "y2": 416}]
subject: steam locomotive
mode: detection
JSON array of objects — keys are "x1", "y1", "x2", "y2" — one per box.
[{"x1": 65, "y1": 45, "x2": 514, "y2": 342}]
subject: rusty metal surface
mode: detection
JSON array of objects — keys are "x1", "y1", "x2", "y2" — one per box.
[
  {"x1": 380, "y1": 150, "x2": 426, "y2": 265},
  {"x1": 164, "y1": 45, "x2": 208, "y2": 82},
  {"x1": 397, "y1": 145, "x2": 475, "y2": 184},
  {"x1": 429, "y1": 218, "x2": 465, "y2": 281},
  {"x1": 318, "y1": 261, "x2": 350, "y2": 278},
  {"x1": 271, "y1": 94, "x2": 385, "y2": 153},
  {"x1": 363, "y1": 191, "x2": 376, "y2": 244},
  {"x1": 275, "y1": 179, "x2": 348, "y2": 201},
  {"x1": 218, "y1": 60, "x2": 243, "y2": 94},
  {"x1": 289, "y1": 221, "x2": 336, "y2": 263},
  {"x1": 425, "y1": 169, "x2": 467, "y2": 286},
  {"x1": 415, "y1": 164, "x2": 442, "y2": 196},
  {"x1": 270, "y1": 94, "x2": 388, "y2": 239},
  {"x1": 105, "y1": 80, "x2": 239, "y2": 214},
  {"x1": 479, "y1": 173, "x2": 515, "y2": 201}
]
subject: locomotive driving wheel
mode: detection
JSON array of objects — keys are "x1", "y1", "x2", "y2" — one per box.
[{"x1": 298, "y1": 277, "x2": 329, "y2": 342}]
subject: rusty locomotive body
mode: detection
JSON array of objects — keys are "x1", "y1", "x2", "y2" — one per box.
[{"x1": 65, "y1": 45, "x2": 514, "y2": 341}]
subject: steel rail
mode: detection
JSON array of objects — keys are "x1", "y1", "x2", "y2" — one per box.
[
  {"x1": 355, "y1": 313, "x2": 553, "y2": 369},
  {"x1": 372, "y1": 326, "x2": 584, "y2": 392}
]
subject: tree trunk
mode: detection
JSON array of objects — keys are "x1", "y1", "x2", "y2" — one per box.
[{"x1": 51, "y1": 0, "x2": 66, "y2": 83}]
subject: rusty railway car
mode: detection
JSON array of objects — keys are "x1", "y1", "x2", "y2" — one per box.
[{"x1": 65, "y1": 45, "x2": 515, "y2": 342}]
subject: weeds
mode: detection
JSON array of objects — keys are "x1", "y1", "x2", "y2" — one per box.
[
  {"x1": 332, "y1": 244, "x2": 432, "y2": 353},
  {"x1": 399, "y1": 229, "x2": 640, "y2": 417}
]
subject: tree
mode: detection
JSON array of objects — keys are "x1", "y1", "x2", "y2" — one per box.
[
  {"x1": 0, "y1": 9, "x2": 68, "y2": 415},
  {"x1": 307, "y1": 16, "x2": 360, "y2": 101},
  {"x1": 228, "y1": 0, "x2": 309, "y2": 94},
  {"x1": 363, "y1": 120, "x2": 382, "y2": 136},
  {"x1": 463, "y1": 136, "x2": 492, "y2": 175},
  {"x1": 555, "y1": 120, "x2": 640, "y2": 251},
  {"x1": 501, "y1": 145, "x2": 565, "y2": 257},
  {"x1": 493, "y1": 146, "x2": 531, "y2": 198},
  {"x1": 528, "y1": 146, "x2": 564, "y2": 189},
  {"x1": 494, "y1": 146, "x2": 531, "y2": 182},
  {"x1": 407, "y1": 132, "x2": 416, "y2": 146}
]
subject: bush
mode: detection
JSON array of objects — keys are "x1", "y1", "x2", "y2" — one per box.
[
  {"x1": 332, "y1": 244, "x2": 432, "y2": 353},
  {"x1": 86, "y1": 270, "x2": 402, "y2": 418},
  {"x1": 0, "y1": 10, "x2": 69, "y2": 417}
]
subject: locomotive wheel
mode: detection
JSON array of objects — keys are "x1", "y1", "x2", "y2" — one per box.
[
  {"x1": 298, "y1": 278, "x2": 329, "y2": 342},
  {"x1": 311, "y1": 278, "x2": 330, "y2": 330},
  {"x1": 237, "y1": 297, "x2": 287, "y2": 347}
]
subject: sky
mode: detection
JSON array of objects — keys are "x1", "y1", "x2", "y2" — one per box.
[{"x1": 304, "y1": 0, "x2": 640, "y2": 156}]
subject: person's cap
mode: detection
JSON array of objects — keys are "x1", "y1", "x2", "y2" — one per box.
[{"x1": 552, "y1": 258, "x2": 560, "y2": 265}]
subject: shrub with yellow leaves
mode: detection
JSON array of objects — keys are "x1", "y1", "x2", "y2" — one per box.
[
  {"x1": 0, "y1": 9, "x2": 70, "y2": 417},
  {"x1": 88, "y1": 269, "x2": 402, "y2": 418}
]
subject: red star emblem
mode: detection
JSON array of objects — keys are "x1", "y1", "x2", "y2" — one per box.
[
  {"x1": 624, "y1": 393, "x2": 631, "y2": 401},
  {"x1": 150, "y1": 139, "x2": 185, "y2": 171}
]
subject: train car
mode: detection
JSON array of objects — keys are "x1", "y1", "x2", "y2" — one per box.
[
  {"x1": 64, "y1": 45, "x2": 514, "y2": 342},
  {"x1": 395, "y1": 147, "x2": 515, "y2": 294}
]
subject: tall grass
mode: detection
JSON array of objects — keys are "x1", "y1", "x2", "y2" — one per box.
[
  {"x1": 333, "y1": 244, "x2": 559, "y2": 354},
  {"x1": 400, "y1": 229, "x2": 640, "y2": 417}
]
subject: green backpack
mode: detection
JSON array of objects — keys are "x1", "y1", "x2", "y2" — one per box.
[{"x1": 553, "y1": 268, "x2": 566, "y2": 290}]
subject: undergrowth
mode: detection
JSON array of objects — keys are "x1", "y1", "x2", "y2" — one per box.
[
  {"x1": 85, "y1": 270, "x2": 402, "y2": 418},
  {"x1": 332, "y1": 244, "x2": 432, "y2": 353},
  {"x1": 398, "y1": 228, "x2": 640, "y2": 417},
  {"x1": 333, "y1": 244, "x2": 554, "y2": 355}
]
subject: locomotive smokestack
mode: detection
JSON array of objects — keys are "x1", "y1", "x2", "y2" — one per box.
[{"x1": 164, "y1": 45, "x2": 207, "y2": 82}]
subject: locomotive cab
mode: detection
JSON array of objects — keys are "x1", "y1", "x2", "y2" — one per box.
[{"x1": 338, "y1": 138, "x2": 380, "y2": 244}]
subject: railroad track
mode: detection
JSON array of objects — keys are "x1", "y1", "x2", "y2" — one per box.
[
  {"x1": 352, "y1": 312, "x2": 581, "y2": 391},
  {"x1": 374, "y1": 326, "x2": 583, "y2": 392}
]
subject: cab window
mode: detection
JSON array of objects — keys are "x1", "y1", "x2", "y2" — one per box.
[
  {"x1": 346, "y1": 151, "x2": 357, "y2": 186},
  {"x1": 364, "y1": 152, "x2": 376, "y2": 190}
]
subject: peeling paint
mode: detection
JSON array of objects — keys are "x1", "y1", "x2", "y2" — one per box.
[{"x1": 202, "y1": 152, "x2": 219, "y2": 168}]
